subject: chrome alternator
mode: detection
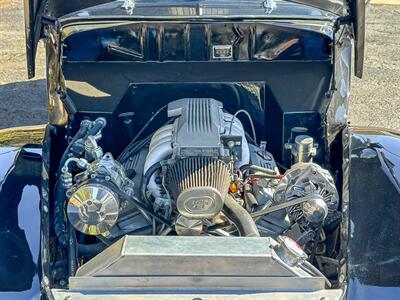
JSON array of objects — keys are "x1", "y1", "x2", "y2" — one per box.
[{"x1": 273, "y1": 163, "x2": 339, "y2": 228}]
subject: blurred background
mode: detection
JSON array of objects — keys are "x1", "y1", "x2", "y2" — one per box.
[{"x1": 0, "y1": 0, "x2": 399, "y2": 130}]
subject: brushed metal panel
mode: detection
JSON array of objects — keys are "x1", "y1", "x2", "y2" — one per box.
[{"x1": 76, "y1": 236, "x2": 307, "y2": 278}]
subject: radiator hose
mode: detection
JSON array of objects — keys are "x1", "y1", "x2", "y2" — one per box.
[{"x1": 223, "y1": 194, "x2": 260, "y2": 237}]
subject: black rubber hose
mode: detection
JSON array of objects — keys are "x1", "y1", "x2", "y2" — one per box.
[
  {"x1": 223, "y1": 195, "x2": 260, "y2": 237},
  {"x1": 54, "y1": 182, "x2": 69, "y2": 249},
  {"x1": 68, "y1": 225, "x2": 77, "y2": 276},
  {"x1": 59, "y1": 92, "x2": 77, "y2": 115},
  {"x1": 57, "y1": 118, "x2": 104, "y2": 175},
  {"x1": 240, "y1": 164, "x2": 277, "y2": 176},
  {"x1": 77, "y1": 242, "x2": 107, "y2": 255},
  {"x1": 57, "y1": 124, "x2": 89, "y2": 176},
  {"x1": 86, "y1": 118, "x2": 106, "y2": 136}
]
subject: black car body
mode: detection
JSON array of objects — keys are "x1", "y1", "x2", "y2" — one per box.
[{"x1": 1, "y1": 0, "x2": 399, "y2": 299}]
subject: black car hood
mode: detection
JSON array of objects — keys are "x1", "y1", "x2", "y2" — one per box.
[
  {"x1": 24, "y1": 0, "x2": 364, "y2": 78},
  {"x1": 37, "y1": 0, "x2": 349, "y2": 19}
]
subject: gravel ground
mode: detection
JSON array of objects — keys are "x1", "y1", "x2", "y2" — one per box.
[
  {"x1": 350, "y1": 5, "x2": 400, "y2": 130},
  {"x1": 0, "y1": 0, "x2": 47, "y2": 128},
  {"x1": 0, "y1": 1, "x2": 399, "y2": 130}
]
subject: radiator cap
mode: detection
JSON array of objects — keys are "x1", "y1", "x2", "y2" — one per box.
[{"x1": 275, "y1": 235, "x2": 307, "y2": 267}]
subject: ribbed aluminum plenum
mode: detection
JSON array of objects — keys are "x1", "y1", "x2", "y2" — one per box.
[
  {"x1": 188, "y1": 98, "x2": 212, "y2": 133},
  {"x1": 166, "y1": 157, "x2": 231, "y2": 200}
]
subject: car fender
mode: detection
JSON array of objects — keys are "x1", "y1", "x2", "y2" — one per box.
[
  {"x1": 0, "y1": 125, "x2": 44, "y2": 299},
  {"x1": 343, "y1": 127, "x2": 400, "y2": 300}
]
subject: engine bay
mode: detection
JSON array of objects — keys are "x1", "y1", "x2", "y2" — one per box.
[{"x1": 52, "y1": 97, "x2": 342, "y2": 288}]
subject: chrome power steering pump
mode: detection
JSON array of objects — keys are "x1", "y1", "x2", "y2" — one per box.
[{"x1": 61, "y1": 119, "x2": 136, "y2": 236}]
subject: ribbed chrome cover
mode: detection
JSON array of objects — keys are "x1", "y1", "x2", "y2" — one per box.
[
  {"x1": 167, "y1": 157, "x2": 231, "y2": 219},
  {"x1": 187, "y1": 98, "x2": 213, "y2": 133},
  {"x1": 167, "y1": 98, "x2": 224, "y2": 158}
]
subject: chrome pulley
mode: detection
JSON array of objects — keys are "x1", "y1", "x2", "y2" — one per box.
[{"x1": 67, "y1": 183, "x2": 119, "y2": 235}]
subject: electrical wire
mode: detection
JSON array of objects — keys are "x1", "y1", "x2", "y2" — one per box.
[
  {"x1": 132, "y1": 104, "x2": 168, "y2": 144},
  {"x1": 118, "y1": 111, "x2": 173, "y2": 163},
  {"x1": 228, "y1": 109, "x2": 257, "y2": 145},
  {"x1": 117, "y1": 104, "x2": 168, "y2": 162},
  {"x1": 309, "y1": 224, "x2": 323, "y2": 264},
  {"x1": 245, "y1": 131, "x2": 256, "y2": 145},
  {"x1": 118, "y1": 134, "x2": 152, "y2": 163}
]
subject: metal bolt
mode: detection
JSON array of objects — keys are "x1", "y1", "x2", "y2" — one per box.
[
  {"x1": 227, "y1": 140, "x2": 235, "y2": 149},
  {"x1": 284, "y1": 143, "x2": 292, "y2": 150}
]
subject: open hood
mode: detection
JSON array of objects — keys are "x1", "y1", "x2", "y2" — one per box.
[{"x1": 24, "y1": 0, "x2": 365, "y2": 78}]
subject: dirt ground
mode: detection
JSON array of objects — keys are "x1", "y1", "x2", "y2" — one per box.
[
  {"x1": 0, "y1": 1, "x2": 399, "y2": 130},
  {"x1": 0, "y1": 0, "x2": 47, "y2": 128}
]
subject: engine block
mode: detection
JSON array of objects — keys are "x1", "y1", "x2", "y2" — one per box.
[{"x1": 143, "y1": 98, "x2": 250, "y2": 205}]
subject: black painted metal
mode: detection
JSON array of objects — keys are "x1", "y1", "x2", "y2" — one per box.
[
  {"x1": 38, "y1": 0, "x2": 344, "y2": 20},
  {"x1": 63, "y1": 22, "x2": 332, "y2": 63},
  {"x1": 345, "y1": 127, "x2": 400, "y2": 300},
  {"x1": 352, "y1": 0, "x2": 366, "y2": 78},
  {"x1": 0, "y1": 145, "x2": 42, "y2": 298},
  {"x1": 23, "y1": 0, "x2": 357, "y2": 79}
]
